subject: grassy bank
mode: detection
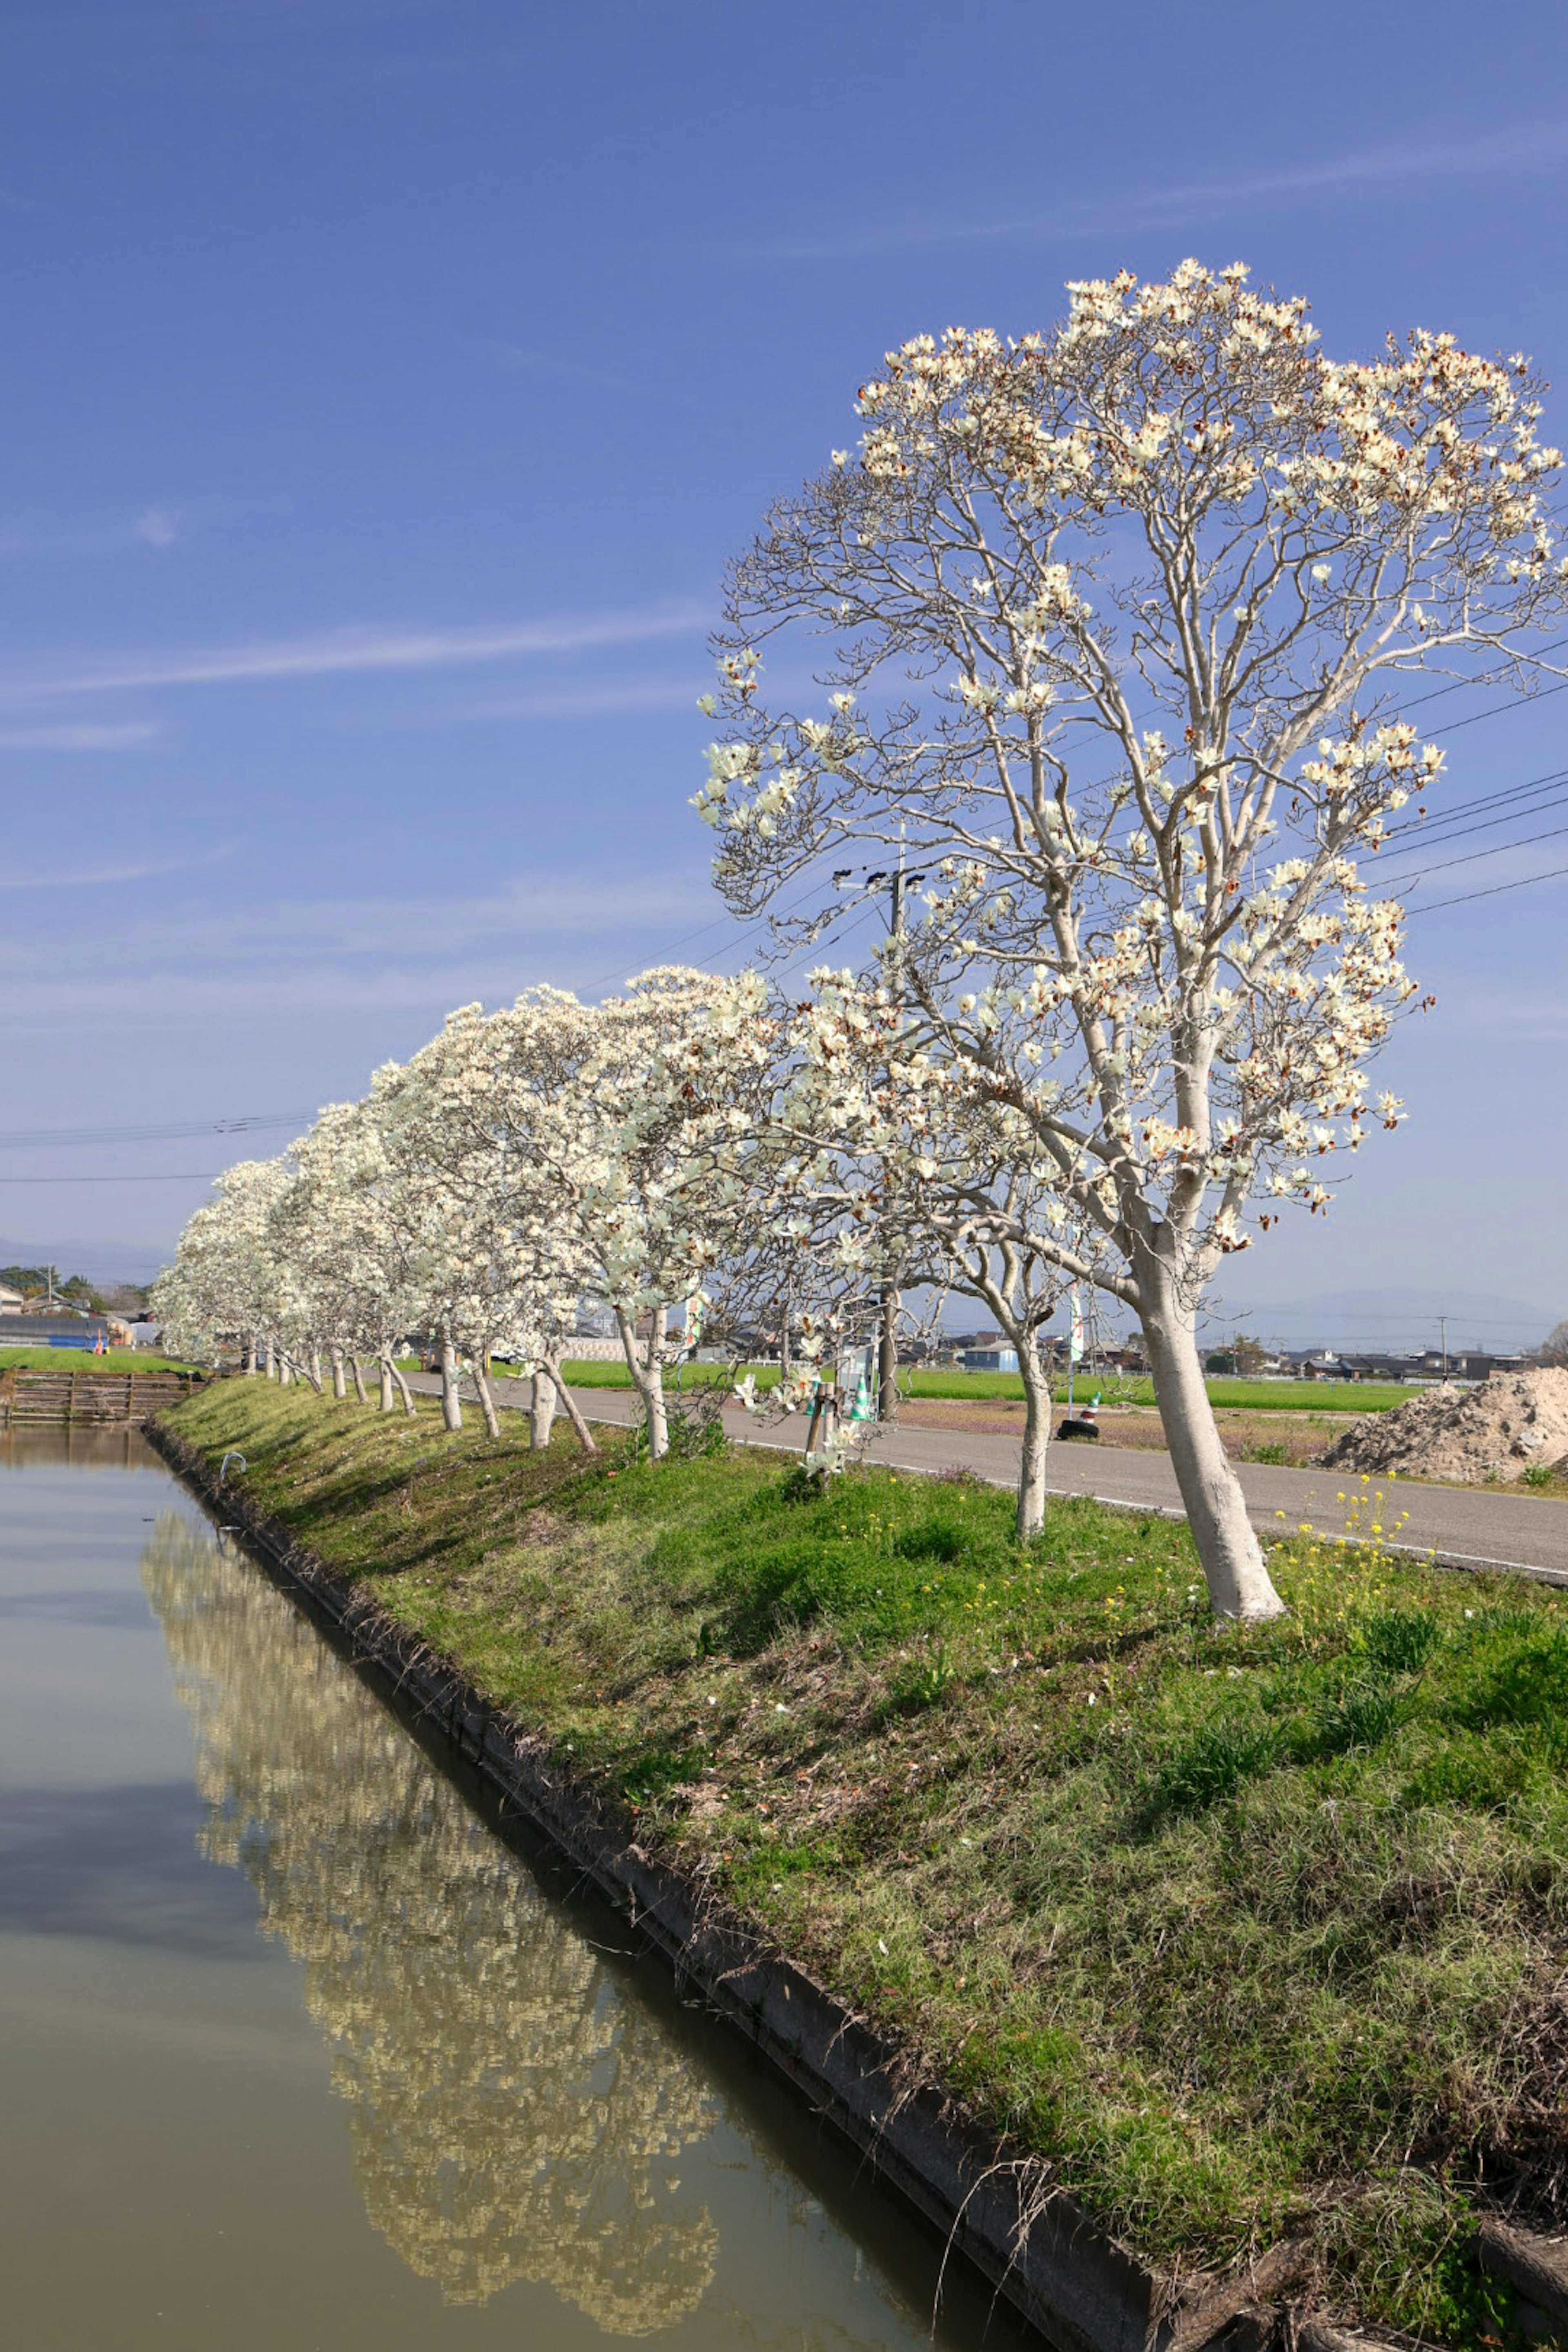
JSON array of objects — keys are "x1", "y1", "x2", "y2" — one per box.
[
  {"x1": 167, "y1": 1381, "x2": 1568, "y2": 2344},
  {"x1": 541, "y1": 1359, "x2": 1421, "y2": 1415}
]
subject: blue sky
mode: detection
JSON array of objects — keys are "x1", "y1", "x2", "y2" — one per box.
[{"x1": 1, "y1": 0, "x2": 1565, "y2": 1345}]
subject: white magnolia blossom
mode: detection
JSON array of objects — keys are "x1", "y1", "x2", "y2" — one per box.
[{"x1": 701, "y1": 261, "x2": 1564, "y2": 1618}]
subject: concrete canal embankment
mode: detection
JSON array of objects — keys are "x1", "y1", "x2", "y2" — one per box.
[
  {"x1": 0, "y1": 1366, "x2": 197, "y2": 1429},
  {"x1": 148, "y1": 1387, "x2": 1568, "y2": 2351},
  {"x1": 150, "y1": 1414, "x2": 1228, "y2": 2352}
]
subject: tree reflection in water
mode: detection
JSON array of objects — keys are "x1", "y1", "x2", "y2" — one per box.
[{"x1": 140, "y1": 1511, "x2": 718, "y2": 2332}]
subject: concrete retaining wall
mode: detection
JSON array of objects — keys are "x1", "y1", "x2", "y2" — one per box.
[{"x1": 150, "y1": 1417, "x2": 1299, "y2": 2352}]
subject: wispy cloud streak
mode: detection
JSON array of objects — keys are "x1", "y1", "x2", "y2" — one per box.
[
  {"x1": 0, "y1": 840, "x2": 239, "y2": 893},
  {"x1": 0, "y1": 604, "x2": 708, "y2": 706},
  {"x1": 708, "y1": 122, "x2": 1568, "y2": 263},
  {"x1": 0, "y1": 720, "x2": 163, "y2": 751}
]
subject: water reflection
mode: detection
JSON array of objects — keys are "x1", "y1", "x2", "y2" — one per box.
[{"x1": 140, "y1": 1511, "x2": 719, "y2": 2331}]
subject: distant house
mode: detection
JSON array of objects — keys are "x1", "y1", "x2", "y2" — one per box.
[
  {"x1": 0, "y1": 1312, "x2": 114, "y2": 1351},
  {"x1": 0, "y1": 1283, "x2": 23, "y2": 1316},
  {"x1": 961, "y1": 1345, "x2": 1019, "y2": 1373}
]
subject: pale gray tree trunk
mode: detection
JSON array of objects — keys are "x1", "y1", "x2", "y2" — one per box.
[
  {"x1": 264, "y1": 1338, "x2": 276, "y2": 1380},
  {"x1": 390, "y1": 1360, "x2": 416, "y2": 1417},
  {"x1": 243, "y1": 1336, "x2": 258, "y2": 1375},
  {"x1": 1016, "y1": 1341, "x2": 1053, "y2": 1540},
  {"x1": 378, "y1": 1355, "x2": 396, "y2": 1414},
  {"x1": 439, "y1": 1337, "x2": 463, "y2": 1432},
  {"x1": 616, "y1": 1304, "x2": 667, "y2": 1460},
  {"x1": 349, "y1": 1354, "x2": 368, "y2": 1405},
  {"x1": 538, "y1": 1358, "x2": 596, "y2": 1455},
  {"x1": 278, "y1": 1354, "x2": 292, "y2": 1388},
  {"x1": 472, "y1": 1358, "x2": 502, "y2": 1441},
  {"x1": 330, "y1": 1346, "x2": 347, "y2": 1401},
  {"x1": 529, "y1": 1372, "x2": 557, "y2": 1450},
  {"x1": 310, "y1": 1345, "x2": 323, "y2": 1389},
  {"x1": 1140, "y1": 1270, "x2": 1285, "y2": 1620}
]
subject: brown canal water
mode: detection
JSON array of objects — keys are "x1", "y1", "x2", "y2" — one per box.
[{"x1": 0, "y1": 1429, "x2": 1040, "y2": 2351}]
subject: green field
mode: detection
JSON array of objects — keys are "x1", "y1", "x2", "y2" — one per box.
[
  {"x1": 172, "y1": 1379, "x2": 1568, "y2": 2344},
  {"x1": 543, "y1": 1359, "x2": 1419, "y2": 1415}
]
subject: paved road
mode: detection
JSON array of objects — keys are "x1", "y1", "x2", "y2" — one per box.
[{"x1": 413, "y1": 1372, "x2": 1568, "y2": 1584}]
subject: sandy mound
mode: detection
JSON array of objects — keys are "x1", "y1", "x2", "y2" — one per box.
[{"x1": 1322, "y1": 1368, "x2": 1568, "y2": 1485}]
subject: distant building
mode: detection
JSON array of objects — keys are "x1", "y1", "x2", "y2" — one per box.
[
  {"x1": 0, "y1": 1312, "x2": 114, "y2": 1351},
  {"x1": 961, "y1": 1345, "x2": 1018, "y2": 1373},
  {"x1": 0, "y1": 1283, "x2": 23, "y2": 1316}
]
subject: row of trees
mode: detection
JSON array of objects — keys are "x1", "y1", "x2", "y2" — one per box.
[{"x1": 159, "y1": 265, "x2": 1565, "y2": 1621}]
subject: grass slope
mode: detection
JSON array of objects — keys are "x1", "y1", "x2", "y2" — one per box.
[{"x1": 170, "y1": 1381, "x2": 1568, "y2": 2345}]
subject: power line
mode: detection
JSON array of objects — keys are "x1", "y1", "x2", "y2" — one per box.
[
  {"x1": 0, "y1": 1171, "x2": 221, "y2": 1184},
  {"x1": 0, "y1": 1112, "x2": 313, "y2": 1151},
  {"x1": 1381, "y1": 816, "x2": 1568, "y2": 896},
  {"x1": 1406, "y1": 857, "x2": 1568, "y2": 915}
]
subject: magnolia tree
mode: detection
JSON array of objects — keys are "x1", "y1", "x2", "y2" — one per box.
[
  {"x1": 771, "y1": 967, "x2": 1104, "y2": 1532},
  {"x1": 482, "y1": 969, "x2": 773, "y2": 1461},
  {"x1": 700, "y1": 260, "x2": 1565, "y2": 1617},
  {"x1": 281, "y1": 1100, "x2": 413, "y2": 1408},
  {"x1": 154, "y1": 1158, "x2": 294, "y2": 1374},
  {"x1": 401, "y1": 1002, "x2": 601, "y2": 1454}
]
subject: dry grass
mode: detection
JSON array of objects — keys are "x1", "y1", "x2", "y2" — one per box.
[{"x1": 170, "y1": 1379, "x2": 1568, "y2": 2347}]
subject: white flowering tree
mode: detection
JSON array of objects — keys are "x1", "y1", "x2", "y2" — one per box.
[
  {"x1": 700, "y1": 261, "x2": 1564, "y2": 1617},
  {"x1": 153, "y1": 1158, "x2": 294, "y2": 1374},
  {"x1": 772, "y1": 969, "x2": 1107, "y2": 1532},
  {"x1": 397, "y1": 1003, "x2": 600, "y2": 1454},
  {"x1": 483, "y1": 970, "x2": 768, "y2": 1462}
]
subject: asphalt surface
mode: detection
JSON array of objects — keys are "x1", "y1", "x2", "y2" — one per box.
[{"x1": 412, "y1": 1371, "x2": 1568, "y2": 1584}]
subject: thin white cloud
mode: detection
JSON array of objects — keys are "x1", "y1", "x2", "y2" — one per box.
[
  {"x1": 709, "y1": 121, "x2": 1568, "y2": 264},
  {"x1": 452, "y1": 680, "x2": 703, "y2": 722},
  {"x1": 0, "y1": 510, "x2": 184, "y2": 559},
  {"x1": 0, "y1": 720, "x2": 163, "y2": 751},
  {"x1": 133, "y1": 508, "x2": 181, "y2": 547},
  {"x1": 0, "y1": 603, "x2": 708, "y2": 706},
  {"x1": 0, "y1": 840, "x2": 239, "y2": 893},
  {"x1": 0, "y1": 866, "x2": 737, "y2": 1027},
  {"x1": 483, "y1": 341, "x2": 639, "y2": 397}
]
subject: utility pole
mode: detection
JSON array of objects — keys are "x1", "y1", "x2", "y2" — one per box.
[
  {"x1": 877, "y1": 832, "x2": 906, "y2": 1423},
  {"x1": 833, "y1": 841, "x2": 916, "y2": 1425},
  {"x1": 1439, "y1": 1314, "x2": 1449, "y2": 1384}
]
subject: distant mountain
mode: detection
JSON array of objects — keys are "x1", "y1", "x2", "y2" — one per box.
[
  {"x1": 0, "y1": 1233, "x2": 169, "y2": 1285},
  {"x1": 1194, "y1": 1285, "x2": 1549, "y2": 1354}
]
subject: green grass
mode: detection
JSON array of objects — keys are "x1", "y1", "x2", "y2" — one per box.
[
  {"x1": 167, "y1": 1381, "x2": 1568, "y2": 2345},
  {"x1": 0, "y1": 1348, "x2": 196, "y2": 1374},
  {"x1": 545, "y1": 1359, "x2": 1420, "y2": 1414}
]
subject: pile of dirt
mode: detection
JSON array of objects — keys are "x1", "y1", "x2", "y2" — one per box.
[{"x1": 1321, "y1": 1367, "x2": 1568, "y2": 1485}]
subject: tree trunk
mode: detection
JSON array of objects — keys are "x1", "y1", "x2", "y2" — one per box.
[
  {"x1": 529, "y1": 1372, "x2": 557, "y2": 1450},
  {"x1": 472, "y1": 1358, "x2": 502, "y2": 1441},
  {"x1": 378, "y1": 1355, "x2": 396, "y2": 1414},
  {"x1": 278, "y1": 1354, "x2": 292, "y2": 1387},
  {"x1": 1017, "y1": 1342, "x2": 1052, "y2": 1540},
  {"x1": 264, "y1": 1338, "x2": 276, "y2": 1381},
  {"x1": 330, "y1": 1346, "x2": 347, "y2": 1401},
  {"x1": 310, "y1": 1345, "x2": 323, "y2": 1389},
  {"x1": 349, "y1": 1354, "x2": 368, "y2": 1405},
  {"x1": 539, "y1": 1358, "x2": 596, "y2": 1454},
  {"x1": 439, "y1": 1337, "x2": 463, "y2": 1431},
  {"x1": 390, "y1": 1361, "x2": 416, "y2": 1417},
  {"x1": 243, "y1": 1336, "x2": 258, "y2": 1375},
  {"x1": 616, "y1": 1305, "x2": 667, "y2": 1460},
  {"x1": 1140, "y1": 1273, "x2": 1285, "y2": 1620}
]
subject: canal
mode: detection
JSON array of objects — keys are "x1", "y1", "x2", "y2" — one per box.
[{"x1": 0, "y1": 1428, "x2": 1039, "y2": 2350}]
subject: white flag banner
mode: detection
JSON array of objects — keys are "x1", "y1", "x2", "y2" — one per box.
[{"x1": 1069, "y1": 1288, "x2": 1085, "y2": 1363}]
